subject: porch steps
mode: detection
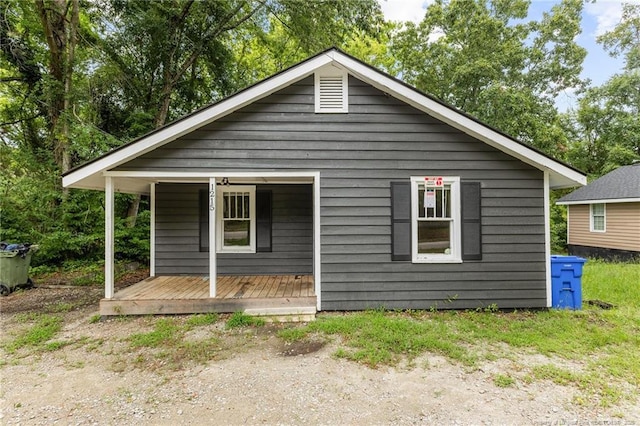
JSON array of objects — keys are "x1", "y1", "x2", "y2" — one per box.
[{"x1": 244, "y1": 306, "x2": 316, "y2": 323}]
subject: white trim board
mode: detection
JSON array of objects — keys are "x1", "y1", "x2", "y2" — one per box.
[
  {"x1": 149, "y1": 183, "x2": 156, "y2": 276},
  {"x1": 63, "y1": 49, "x2": 585, "y2": 193},
  {"x1": 557, "y1": 198, "x2": 640, "y2": 205},
  {"x1": 312, "y1": 172, "x2": 322, "y2": 311},
  {"x1": 544, "y1": 171, "x2": 552, "y2": 307}
]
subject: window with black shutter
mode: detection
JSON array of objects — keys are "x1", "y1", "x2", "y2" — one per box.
[{"x1": 391, "y1": 178, "x2": 482, "y2": 263}]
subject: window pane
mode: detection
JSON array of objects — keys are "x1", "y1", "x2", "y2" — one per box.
[
  {"x1": 593, "y1": 217, "x2": 604, "y2": 230},
  {"x1": 436, "y1": 188, "x2": 450, "y2": 218},
  {"x1": 223, "y1": 194, "x2": 230, "y2": 219},
  {"x1": 417, "y1": 221, "x2": 451, "y2": 254},
  {"x1": 592, "y1": 204, "x2": 604, "y2": 215},
  {"x1": 230, "y1": 193, "x2": 237, "y2": 218},
  {"x1": 224, "y1": 220, "x2": 250, "y2": 246},
  {"x1": 420, "y1": 185, "x2": 451, "y2": 218},
  {"x1": 244, "y1": 194, "x2": 250, "y2": 218},
  {"x1": 236, "y1": 193, "x2": 243, "y2": 219}
]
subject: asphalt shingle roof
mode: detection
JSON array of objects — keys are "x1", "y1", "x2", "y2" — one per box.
[{"x1": 557, "y1": 163, "x2": 640, "y2": 203}]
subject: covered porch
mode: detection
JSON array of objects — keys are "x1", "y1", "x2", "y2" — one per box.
[
  {"x1": 101, "y1": 274, "x2": 316, "y2": 319},
  {"x1": 90, "y1": 171, "x2": 322, "y2": 317}
]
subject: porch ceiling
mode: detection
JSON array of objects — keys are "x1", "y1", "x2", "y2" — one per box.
[{"x1": 82, "y1": 174, "x2": 315, "y2": 195}]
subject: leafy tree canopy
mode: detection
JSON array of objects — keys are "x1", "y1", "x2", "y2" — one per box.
[{"x1": 390, "y1": 0, "x2": 587, "y2": 156}]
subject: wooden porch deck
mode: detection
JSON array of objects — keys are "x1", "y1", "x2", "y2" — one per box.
[{"x1": 100, "y1": 275, "x2": 316, "y2": 319}]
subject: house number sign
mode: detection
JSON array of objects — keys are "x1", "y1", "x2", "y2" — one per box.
[{"x1": 209, "y1": 184, "x2": 215, "y2": 211}]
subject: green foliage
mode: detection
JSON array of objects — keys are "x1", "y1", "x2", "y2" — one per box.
[
  {"x1": 582, "y1": 260, "x2": 640, "y2": 307},
  {"x1": 225, "y1": 311, "x2": 265, "y2": 329},
  {"x1": 493, "y1": 374, "x2": 515, "y2": 388},
  {"x1": 120, "y1": 315, "x2": 227, "y2": 370},
  {"x1": 390, "y1": 0, "x2": 586, "y2": 156},
  {"x1": 550, "y1": 190, "x2": 569, "y2": 252},
  {"x1": 185, "y1": 313, "x2": 219, "y2": 328},
  {"x1": 3, "y1": 314, "x2": 63, "y2": 353},
  {"x1": 128, "y1": 318, "x2": 181, "y2": 348},
  {"x1": 304, "y1": 310, "x2": 477, "y2": 367},
  {"x1": 277, "y1": 327, "x2": 310, "y2": 342},
  {"x1": 564, "y1": 4, "x2": 640, "y2": 176}
]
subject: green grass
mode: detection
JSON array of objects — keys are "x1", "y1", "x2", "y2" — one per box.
[
  {"x1": 225, "y1": 311, "x2": 265, "y2": 329},
  {"x1": 185, "y1": 313, "x2": 219, "y2": 328},
  {"x1": 582, "y1": 259, "x2": 640, "y2": 307},
  {"x1": 128, "y1": 318, "x2": 181, "y2": 348},
  {"x1": 3, "y1": 314, "x2": 63, "y2": 353},
  {"x1": 282, "y1": 261, "x2": 640, "y2": 407},
  {"x1": 493, "y1": 373, "x2": 515, "y2": 388},
  {"x1": 123, "y1": 314, "x2": 229, "y2": 370}
]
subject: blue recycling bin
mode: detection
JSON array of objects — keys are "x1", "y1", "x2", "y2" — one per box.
[{"x1": 550, "y1": 255, "x2": 587, "y2": 310}]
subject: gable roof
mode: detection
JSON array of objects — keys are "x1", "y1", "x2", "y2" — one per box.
[
  {"x1": 63, "y1": 48, "x2": 586, "y2": 193},
  {"x1": 557, "y1": 163, "x2": 640, "y2": 205}
]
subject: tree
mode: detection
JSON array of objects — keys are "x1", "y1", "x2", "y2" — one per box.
[
  {"x1": 34, "y1": 0, "x2": 80, "y2": 175},
  {"x1": 390, "y1": 0, "x2": 587, "y2": 156},
  {"x1": 566, "y1": 3, "x2": 640, "y2": 176},
  {"x1": 95, "y1": 0, "x2": 382, "y2": 224}
]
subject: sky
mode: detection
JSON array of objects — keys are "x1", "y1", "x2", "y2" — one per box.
[{"x1": 376, "y1": 0, "x2": 636, "y2": 111}]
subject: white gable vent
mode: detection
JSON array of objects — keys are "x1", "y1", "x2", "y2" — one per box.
[{"x1": 315, "y1": 68, "x2": 348, "y2": 113}]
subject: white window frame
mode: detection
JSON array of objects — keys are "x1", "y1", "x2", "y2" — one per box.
[
  {"x1": 410, "y1": 176, "x2": 462, "y2": 263},
  {"x1": 216, "y1": 185, "x2": 256, "y2": 253},
  {"x1": 590, "y1": 203, "x2": 606, "y2": 232}
]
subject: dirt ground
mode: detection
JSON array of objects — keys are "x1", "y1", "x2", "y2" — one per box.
[{"x1": 1, "y1": 282, "x2": 638, "y2": 425}]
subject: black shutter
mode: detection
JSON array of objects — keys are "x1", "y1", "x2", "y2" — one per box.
[
  {"x1": 199, "y1": 189, "x2": 209, "y2": 252},
  {"x1": 461, "y1": 182, "x2": 482, "y2": 260},
  {"x1": 391, "y1": 181, "x2": 411, "y2": 261},
  {"x1": 256, "y1": 190, "x2": 272, "y2": 253}
]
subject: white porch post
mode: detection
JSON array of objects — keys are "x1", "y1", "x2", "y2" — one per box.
[
  {"x1": 149, "y1": 182, "x2": 156, "y2": 277},
  {"x1": 313, "y1": 172, "x2": 321, "y2": 311},
  {"x1": 544, "y1": 171, "x2": 552, "y2": 307},
  {"x1": 208, "y1": 178, "x2": 217, "y2": 297},
  {"x1": 105, "y1": 176, "x2": 115, "y2": 299}
]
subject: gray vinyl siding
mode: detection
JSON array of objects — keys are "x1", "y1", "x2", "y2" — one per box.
[
  {"x1": 122, "y1": 75, "x2": 547, "y2": 309},
  {"x1": 155, "y1": 183, "x2": 312, "y2": 276}
]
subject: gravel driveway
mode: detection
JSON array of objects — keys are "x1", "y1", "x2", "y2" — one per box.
[{"x1": 1, "y1": 286, "x2": 638, "y2": 425}]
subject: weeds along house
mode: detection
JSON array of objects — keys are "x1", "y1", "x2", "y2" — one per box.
[
  {"x1": 63, "y1": 48, "x2": 586, "y2": 316},
  {"x1": 557, "y1": 163, "x2": 640, "y2": 261}
]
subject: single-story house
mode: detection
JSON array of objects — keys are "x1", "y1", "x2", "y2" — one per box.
[
  {"x1": 557, "y1": 163, "x2": 640, "y2": 261},
  {"x1": 63, "y1": 48, "x2": 586, "y2": 317}
]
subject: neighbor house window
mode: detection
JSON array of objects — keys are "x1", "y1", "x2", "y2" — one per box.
[
  {"x1": 410, "y1": 176, "x2": 461, "y2": 263},
  {"x1": 590, "y1": 203, "x2": 605, "y2": 232},
  {"x1": 216, "y1": 186, "x2": 256, "y2": 252}
]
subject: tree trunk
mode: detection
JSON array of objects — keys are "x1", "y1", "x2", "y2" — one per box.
[{"x1": 35, "y1": 0, "x2": 79, "y2": 185}]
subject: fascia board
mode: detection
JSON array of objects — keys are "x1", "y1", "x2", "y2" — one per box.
[
  {"x1": 330, "y1": 52, "x2": 587, "y2": 187},
  {"x1": 557, "y1": 198, "x2": 640, "y2": 205},
  {"x1": 62, "y1": 54, "x2": 334, "y2": 189}
]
